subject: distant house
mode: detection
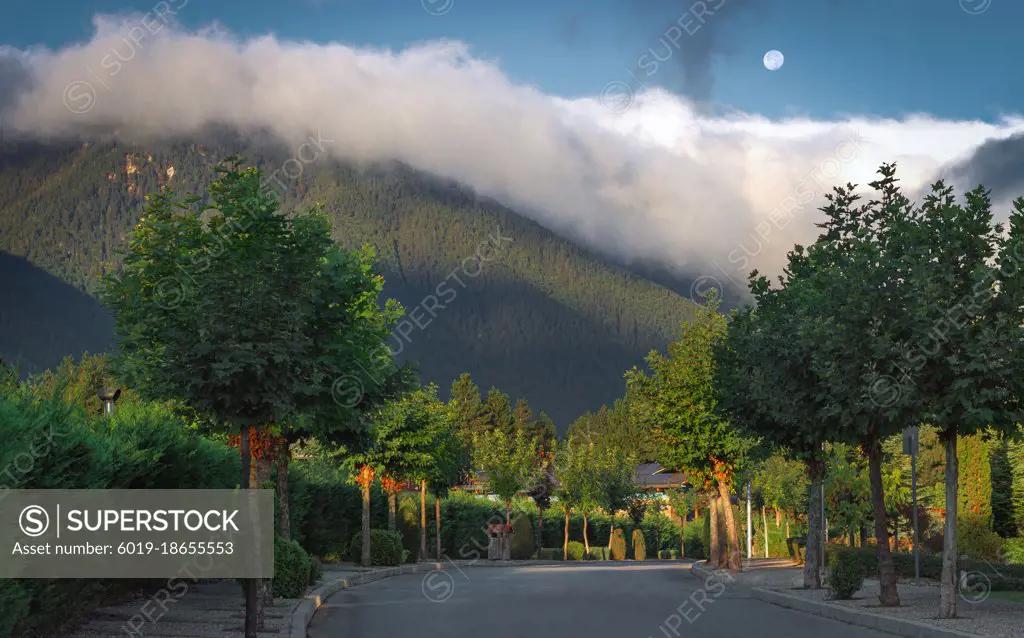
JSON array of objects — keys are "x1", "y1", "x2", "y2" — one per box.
[
  {"x1": 455, "y1": 462, "x2": 689, "y2": 496},
  {"x1": 633, "y1": 463, "x2": 690, "y2": 494}
]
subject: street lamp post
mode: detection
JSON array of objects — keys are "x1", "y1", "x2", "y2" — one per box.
[
  {"x1": 96, "y1": 387, "x2": 121, "y2": 417},
  {"x1": 903, "y1": 426, "x2": 920, "y2": 586}
]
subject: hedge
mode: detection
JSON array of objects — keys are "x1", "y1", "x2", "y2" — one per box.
[
  {"x1": 0, "y1": 391, "x2": 239, "y2": 638},
  {"x1": 828, "y1": 545, "x2": 1024, "y2": 591},
  {"x1": 538, "y1": 548, "x2": 562, "y2": 560},
  {"x1": 347, "y1": 529, "x2": 404, "y2": 566}
]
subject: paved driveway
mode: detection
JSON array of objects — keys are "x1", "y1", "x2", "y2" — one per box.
[{"x1": 308, "y1": 561, "x2": 893, "y2": 638}]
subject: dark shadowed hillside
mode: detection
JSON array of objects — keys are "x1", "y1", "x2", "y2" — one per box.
[
  {"x1": 0, "y1": 133, "x2": 695, "y2": 427},
  {"x1": 0, "y1": 251, "x2": 113, "y2": 375}
]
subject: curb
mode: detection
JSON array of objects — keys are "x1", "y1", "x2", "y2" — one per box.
[
  {"x1": 749, "y1": 587, "x2": 985, "y2": 638},
  {"x1": 288, "y1": 562, "x2": 443, "y2": 638}
]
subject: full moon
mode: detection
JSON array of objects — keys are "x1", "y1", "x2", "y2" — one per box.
[{"x1": 763, "y1": 50, "x2": 784, "y2": 71}]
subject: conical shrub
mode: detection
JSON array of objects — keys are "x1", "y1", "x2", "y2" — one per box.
[
  {"x1": 610, "y1": 528, "x2": 627, "y2": 560},
  {"x1": 632, "y1": 528, "x2": 647, "y2": 561}
]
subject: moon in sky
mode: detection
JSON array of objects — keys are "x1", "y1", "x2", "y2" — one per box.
[{"x1": 763, "y1": 50, "x2": 784, "y2": 71}]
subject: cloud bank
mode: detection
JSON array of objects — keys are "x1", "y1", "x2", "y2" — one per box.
[{"x1": 2, "y1": 13, "x2": 1024, "y2": 291}]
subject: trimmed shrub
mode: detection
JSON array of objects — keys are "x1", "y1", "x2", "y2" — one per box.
[
  {"x1": 274, "y1": 538, "x2": 312, "y2": 598},
  {"x1": 827, "y1": 550, "x2": 866, "y2": 600},
  {"x1": 587, "y1": 547, "x2": 609, "y2": 560},
  {"x1": 632, "y1": 529, "x2": 647, "y2": 561},
  {"x1": 957, "y1": 513, "x2": 1005, "y2": 562},
  {"x1": 538, "y1": 548, "x2": 562, "y2": 560},
  {"x1": 511, "y1": 513, "x2": 534, "y2": 560},
  {"x1": 0, "y1": 389, "x2": 240, "y2": 638},
  {"x1": 658, "y1": 549, "x2": 680, "y2": 560},
  {"x1": 348, "y1": 529, "x2": 404, "y2": 566},
  {"x1": 308, "y1": 555, "x2": 323, "y2": 586},
  {"x1": 566, "y1": 541, "x2": 586, "y2": 561},
  {"x1": 609, "y1": 528, "x2": 627, "y2": 560}
]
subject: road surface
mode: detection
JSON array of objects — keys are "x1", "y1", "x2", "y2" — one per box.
[{"x1": 307, "y1": 562, "x2": 892, "y2": 638}]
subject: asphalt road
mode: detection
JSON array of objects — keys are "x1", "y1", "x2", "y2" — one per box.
[{"x1": 307, "y1": 562, "x2": 893, "y2": 638}]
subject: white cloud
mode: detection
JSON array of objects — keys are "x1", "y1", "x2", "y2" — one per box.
[{"x1": 5, "y1": 14, "x2": 1024, "y2": 290}]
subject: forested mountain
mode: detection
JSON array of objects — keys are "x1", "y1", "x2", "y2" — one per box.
[{"x1": 0, "y1": 131, "x2": 695, "y2": 428}]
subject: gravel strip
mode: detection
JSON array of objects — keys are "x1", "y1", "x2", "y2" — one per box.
[{"x1": 774, "y1": 579, "x2": 1024, "y2": 638}]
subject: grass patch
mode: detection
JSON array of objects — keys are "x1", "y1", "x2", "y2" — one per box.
[{"x1": 989, "y1": 590, "x2": 1024, "y2": 604}]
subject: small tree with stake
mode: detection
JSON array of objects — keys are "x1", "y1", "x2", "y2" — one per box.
[{"x1": 102, "y1": 158, "x2": 401, "y2": 636}]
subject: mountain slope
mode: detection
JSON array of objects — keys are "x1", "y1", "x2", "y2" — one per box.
[{"x1": 0, "y1": 134, "x2": 694, "y2": 428}]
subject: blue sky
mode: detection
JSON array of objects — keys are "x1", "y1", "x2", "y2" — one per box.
[{"x1": 0, "y1": 0, "x2": 1019, "y2": 122}]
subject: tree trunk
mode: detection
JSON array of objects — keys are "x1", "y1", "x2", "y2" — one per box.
[
  {"x1": 709, "y1": 495, "x2": 720, "y2": 567},
  {"x1": 775, "y1": 508, "x2": 782, "y2": 527},
  {"x1": 607, "y1": 519, "x2": 615, "y2": 551},
  {"x1": 582, "y1": 514, "x2": 590, "y2": 554},
  {"x1": 420, "y1": 480, "x2": 427, "y2": 560},
  {"x1": 563, "y1": 509, "x2": 569, "y2": 560},
  {"x1": 804, "y1": 459, "x2": 822, "y2": 589},
  {"x1": 256, "y1": 457, "x2": 272, "y2": 487},
  {"x1": 361, "y1": 480, "x2": 371, "y2": 567},
  {"x1": 894, "y1": 516, "x2": 899, "y2": 550},
  {"x1": 275, "y1": 438, "x2": 290, "y2": 540},
  {"x1": 860, "y1": 525, "x2": 867, "y2": 548},
  {"x1": 718, "y1": 479, "x2": 742, "y2": 571},
  {"x1": 388, "y1": 492, "x2": 397, "y2": 533},
  {"x1": 939, "y1": 430, "x2": 959, "y2": 618},
  {"x1": 240, "y1": 425, "x2": 258, "y2": 638},
  {"x1": 762, "y1": 506, "x2": 769, "y2": 558},
  {"x1": 534, "y1": 506, "x2": 544, "y2": 559},
  {"x1": 435, "y1": 494, "x2": 442, "y2": 561},
  {"x1": 680, "y1": 516, "x2": 685, "y2": 559},
  {"x1": 785, "y1": 515, "x2": 790, "y2": 539},
  {"x1": 866, "y1": 434, "x2": 900, "y2": 606}
]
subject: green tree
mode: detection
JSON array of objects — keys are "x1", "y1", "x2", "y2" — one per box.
[
  {"x1": 483, "y1": 387, "x2": 515, "y2": 438},
  {"x1": 716, "y1": 253, "x2": 835, "y2": 588},
  {"x1": 627, "y1": 291, "x2": 749, "y2": 572},
  {"x1": 885, "y1": 174, "x2": 1024, "y2": 617},
  {"x1": 102, "y1": 159, "x2": 401, "y2": 634},
  {"x1": 472, "y1": 428, "x2": 541, "y2": 527},
  {"x1": 555, "y1": 434, "x2": 593, "y2": 555},
  {"x1": 428, "y1": 397, "x2": 471, "y2": 560},
  {"x1": 449, "y1": 373, "x2": 488, "y2": 441}
]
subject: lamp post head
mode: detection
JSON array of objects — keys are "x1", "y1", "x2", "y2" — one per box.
[{"x1": 96, "y1": 387, "x2": 121, "y2": 416}]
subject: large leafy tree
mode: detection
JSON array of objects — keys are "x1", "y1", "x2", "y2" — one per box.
[
  {"x1": 627, "y1": 291, "x2": 750, "y2": 572},
  {"x1": 472, "y1": 428, "x2": 541, "y2": 528},
  {"x1": 354, "y1": 385, "x2": 440, "y2": 564},
  {"x1": 427, "y1": 397, "x2": 471, "y2": 560},
  {"x1": 102, "y1": 159, "x2": 402, "y2": 633},
  {"x1": 716, "y1": 255, "x2": 832, "y2": 587},
  {"x1": 893, "y1": 178, "x2": 1024, "y2": 617},
  {"x1": 781, "y1": 171, "x2": 924, "y2": 604}
]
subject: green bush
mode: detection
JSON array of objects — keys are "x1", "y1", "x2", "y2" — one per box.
[
  {"x1": 538, "y1": 548, "x2": 562, "y2": 560},
  {"x1": 274, "y1": 538, "x2": 312, "y2": 598},
  {"x1": 683, "y1": 520, "x2": 706, "y2": 560},
  {"x1": 511, "y1": 513, "x2": 534, "y2": 560},
  {"x1": 827, "y1": 550, "x2": 866, "y2": 600},
  {"x1": 586, "y1": 547, "x2": 609, "y2": 560},
  {"x1": 566, "y1": 541, "x2": 586, "y2": 561},
  {"x1": 957, "y1": 513, "x2": 1005, "y2": 562},
  {"x1": 348, "y1": 529, "x2": 404, "y2": 566},
  {"x1": 308, "y1": 555, "x2": 323, "y2": 585},
  {"x1": 658, "y1": 549, "x2": 680, "y2": 560},
  {"x1": 1004, "y1": 537, "x2": 1024, "y2": 564},
  {"x1": 609, "y1": 528, "x2": 627, "y2": 560},
  {"x1": 0, "y1": 388, "x2": 240, "y2": 638},
  {"x1": 632, "y1": 529, "x2": 647, "y2": 561}
]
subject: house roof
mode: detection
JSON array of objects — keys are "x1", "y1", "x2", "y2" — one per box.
[{"x1": 457, "y1": 463, "x2": 689, "y2": 493}]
